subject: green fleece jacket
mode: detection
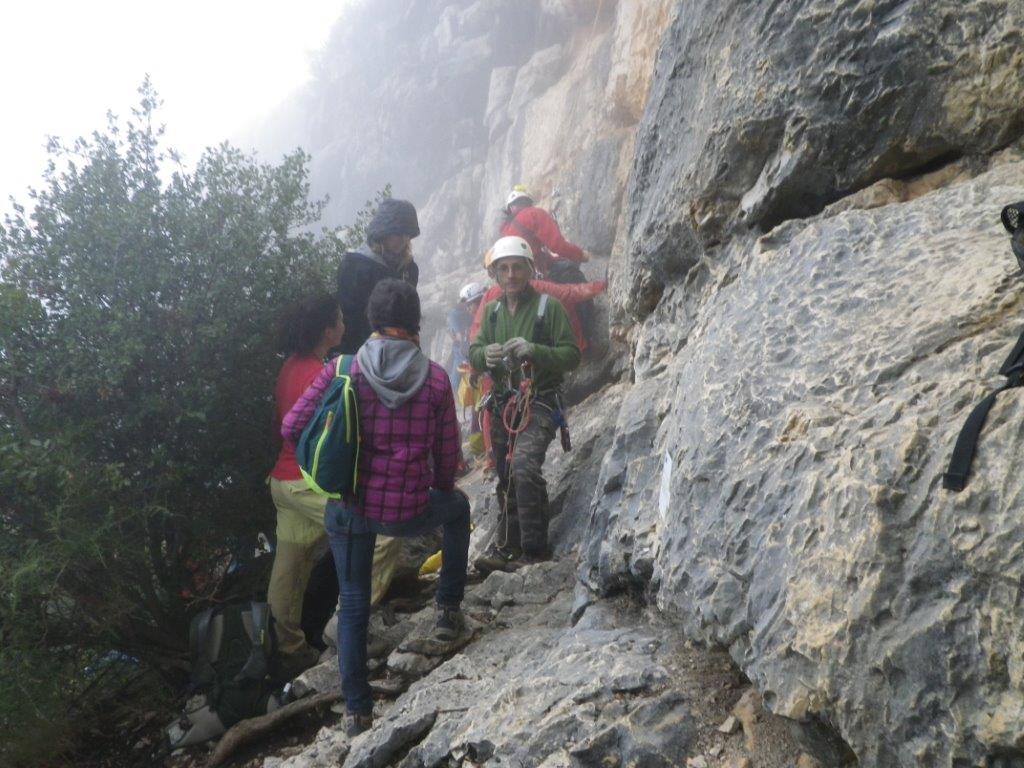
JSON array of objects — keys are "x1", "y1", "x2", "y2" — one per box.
[{"x1": 469, "y1": 286, "x2": 581, "y2": 392}]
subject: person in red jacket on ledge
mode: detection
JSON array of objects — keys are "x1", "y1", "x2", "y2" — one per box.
[{"x1": 499, "y1": 185, "x2": 590, "y2": 276}]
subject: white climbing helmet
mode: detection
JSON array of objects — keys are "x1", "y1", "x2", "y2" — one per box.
[
  {"x1": 459, "y1": 281, "x2": 487, "y2": 303},
  {"x1": 489, "y1": 236, "x2": 534, "y2": 267},
  {"x1": 505, "y1": 184, "x2": 533, "y2": 210}
]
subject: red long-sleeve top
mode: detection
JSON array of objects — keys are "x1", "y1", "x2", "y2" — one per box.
[{"x1": 500, "y1": 207, "x2": 585, "y2": 274}]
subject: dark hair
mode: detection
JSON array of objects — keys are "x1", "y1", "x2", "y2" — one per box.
[
  {"x1": 367, "y1": 279, "x2": 421, "y2": 335},
  {"x1": 280, "y1": 293, "x2": 341, "y2": 355}
]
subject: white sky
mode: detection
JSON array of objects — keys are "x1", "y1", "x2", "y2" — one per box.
[{"x1": 0, "y1": 1, "x2": 348, "y2": 207}]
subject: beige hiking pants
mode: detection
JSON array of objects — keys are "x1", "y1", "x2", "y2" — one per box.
[{"x1": 267, "y1": 478, "x2": 401, "y2": 655}]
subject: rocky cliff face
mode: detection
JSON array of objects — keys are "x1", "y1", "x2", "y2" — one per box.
[
  {"x1": 614, "y1": 0, "x2": 1024, "y2": 323},
  {"x1": 250, "y1": 1, "x2": 1024, "y2": 767},
  {"x1": 251, "y1": 0, "x2": 673, "y2": 280},
  {"x1": 588, "y1": 1, "x2": 1024, "y2": 766}
]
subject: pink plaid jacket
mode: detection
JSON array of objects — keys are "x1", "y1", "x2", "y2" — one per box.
[{"x1": 281, "y1": 356, "x2": 461, "y2": 522}]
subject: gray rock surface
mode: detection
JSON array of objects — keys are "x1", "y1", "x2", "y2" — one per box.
[
  {"x1": 615, "y1": 0, "x2": 1024, "y2": 321},
  {"x1": 585, "y1": 151, "x2": 1024, "y2": 766},
  {"x1": 267, "y1": 559, "x2": 805, "y2": 768}
]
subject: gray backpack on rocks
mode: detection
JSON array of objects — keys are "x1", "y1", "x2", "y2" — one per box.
[{"x1": 165, "y1": 600, "x2": 283, "y2": 749}]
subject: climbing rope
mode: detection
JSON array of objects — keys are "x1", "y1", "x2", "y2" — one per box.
[
  {"x1": 495, "y1": 363, "x2": 536, "y2": 551},
  {"x1": 502, "y1": 378, "x2": 533, "y2": 435}
]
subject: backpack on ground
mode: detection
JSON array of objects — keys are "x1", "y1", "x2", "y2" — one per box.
[
  {"x1": 165, "y1": 600, "x2": 281, "y2": 749},
  {"x1": 296, "y1": 354, "x2": 360, "y2": 499}
]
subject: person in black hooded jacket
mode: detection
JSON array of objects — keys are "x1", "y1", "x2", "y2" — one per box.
[
  {"x1": 336, "y1": 198, "x2": 421, "y2": 354},
  {"x1": 300, "y1": 198, "x2": 422, "y2": 647}
]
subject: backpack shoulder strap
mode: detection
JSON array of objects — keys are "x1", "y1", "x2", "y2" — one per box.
[
  {"x1": 237, "y1": 602, "x2": 271, "y2": 681},
  {"x1": 189, "y1": 608, "x2": 216, "y2": 685},
  {"x1": 999, "y1": 329, "x2": 1024, "y2": 376},
  {"x1": 336, "y1": 354, "x2": 354, "y2": 377},
  {"x1": 943, "y1": 389, "x2": 1005, "y2": 492},
  {"x1": 488, "y1": 301, "x2": 500, "y2": 332},
  {"x1": 532, "y1": 294, "x2": 549, "y2": 344},
  {"x1": 943, "y1": 325, "x2": 1024, "y2": 492},
  {"x1": 509, "y1": 216, "x2": 535, "y2": 242}
]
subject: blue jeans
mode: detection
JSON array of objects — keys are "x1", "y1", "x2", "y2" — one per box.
[{"x1": 325, "y1": 489, "x2": 471, "y2": 715}]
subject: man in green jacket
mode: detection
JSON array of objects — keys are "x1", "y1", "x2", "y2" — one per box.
[{"x1": 469, "y1": 235, "x2": 581, "y2": 573}]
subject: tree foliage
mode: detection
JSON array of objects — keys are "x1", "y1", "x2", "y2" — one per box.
[{"x1": 0, "y1": 80, "x2": 377, "y2": 765}]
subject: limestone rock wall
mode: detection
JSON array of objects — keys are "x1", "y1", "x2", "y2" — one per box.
[
  {"x1": 585, "y1": 150, "x2": 1024, "y2": 767},
  {"x1": 613, "y1": 0, "x2": 1024, "y2": 322},
  {"x1": 579, "y1": 1, "x2": 1024, "y2": 763}
]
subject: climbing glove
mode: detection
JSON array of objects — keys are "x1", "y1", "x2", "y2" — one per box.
[
  {"x1": 503, "y1": 337, "x2": 535, "y2": 360},
  {"x1": 484, "y1": 343, "x2": 504, "y2": 368}
]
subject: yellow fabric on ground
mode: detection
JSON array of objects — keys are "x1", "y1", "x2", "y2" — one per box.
[{"x1": 419, "y1": 550, "x2": 443, "y2": 576}]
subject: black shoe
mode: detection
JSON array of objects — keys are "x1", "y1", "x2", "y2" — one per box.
[
  {"x1": 434, "y1": 604, "x2": 464, "y2": 642},
  {"x1": 345, "y1": 712, "x2": 373, "y2": 737},
  {"x1": 276, "y1": 644, "x2": 322, "y2": 681},
  {"x1": 474, "y1": 546, "x2": 520, "y2": 575},
  {"x1": 502, "y1": 552, "x2": 549, "y2": 572}
]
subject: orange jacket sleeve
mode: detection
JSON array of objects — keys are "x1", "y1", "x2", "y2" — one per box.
[{"x1": 529, "y1": 279, "x2": 606, "y2": 307}]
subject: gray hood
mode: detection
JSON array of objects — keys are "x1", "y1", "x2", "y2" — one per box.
[
  {"x1": 353, "y1": 242, "x2": 388, "y2": 268},
  {"x1": 355, "y1": 336, "x2": 430, "y2": 409}
]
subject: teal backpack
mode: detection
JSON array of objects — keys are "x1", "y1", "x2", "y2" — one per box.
[{"x1": 296, "y1": 354, "x2": 360, "y2": 498}]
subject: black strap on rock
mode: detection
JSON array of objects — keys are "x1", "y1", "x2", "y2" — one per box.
[{"x1": 943, "y1": 326, "x2": 1024, "y2": 491}]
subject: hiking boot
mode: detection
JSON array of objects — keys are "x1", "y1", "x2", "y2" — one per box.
[
  {"x1": 434, "y1": 604, "x2": 465, "y2": 642},
  {"x1": 474, "y1": 545, "x2": 520, "y2": 575},
  {"x1": 275, "y1": 643, "x2": 322, "y2": 681},
  {"x1": 345, "y1": 712, "x2": 373, "y2": 738}
]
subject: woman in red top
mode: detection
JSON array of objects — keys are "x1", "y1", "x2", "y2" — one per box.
[{"x1": 267, "y1": 294, "x2": 350, "y2": 676}]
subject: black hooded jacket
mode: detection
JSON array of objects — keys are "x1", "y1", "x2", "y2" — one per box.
[{"x1": 335, "y1": 245, "x2": 419, "y2": 354}]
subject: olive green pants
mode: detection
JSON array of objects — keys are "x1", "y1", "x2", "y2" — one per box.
[
  {"x1": 489, "y1": 405, "x2": 557, "y2": 556},
  {"x1": 267, "y1": 479, "x2": 401, "y2": 655}
]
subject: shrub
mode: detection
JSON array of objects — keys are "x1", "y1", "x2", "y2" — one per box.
[{"x1": 0, "y1": 80, "x2": 379, "y2": 765}]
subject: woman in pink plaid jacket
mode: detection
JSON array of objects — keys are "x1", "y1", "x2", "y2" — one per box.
[{"x1": 282, "y1": 279, "x2": 470, "y2": 736}]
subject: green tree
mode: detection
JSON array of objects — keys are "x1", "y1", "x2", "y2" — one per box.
[{"x1": 0, "y1": 80, "x2": 375, "y2": 765}]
